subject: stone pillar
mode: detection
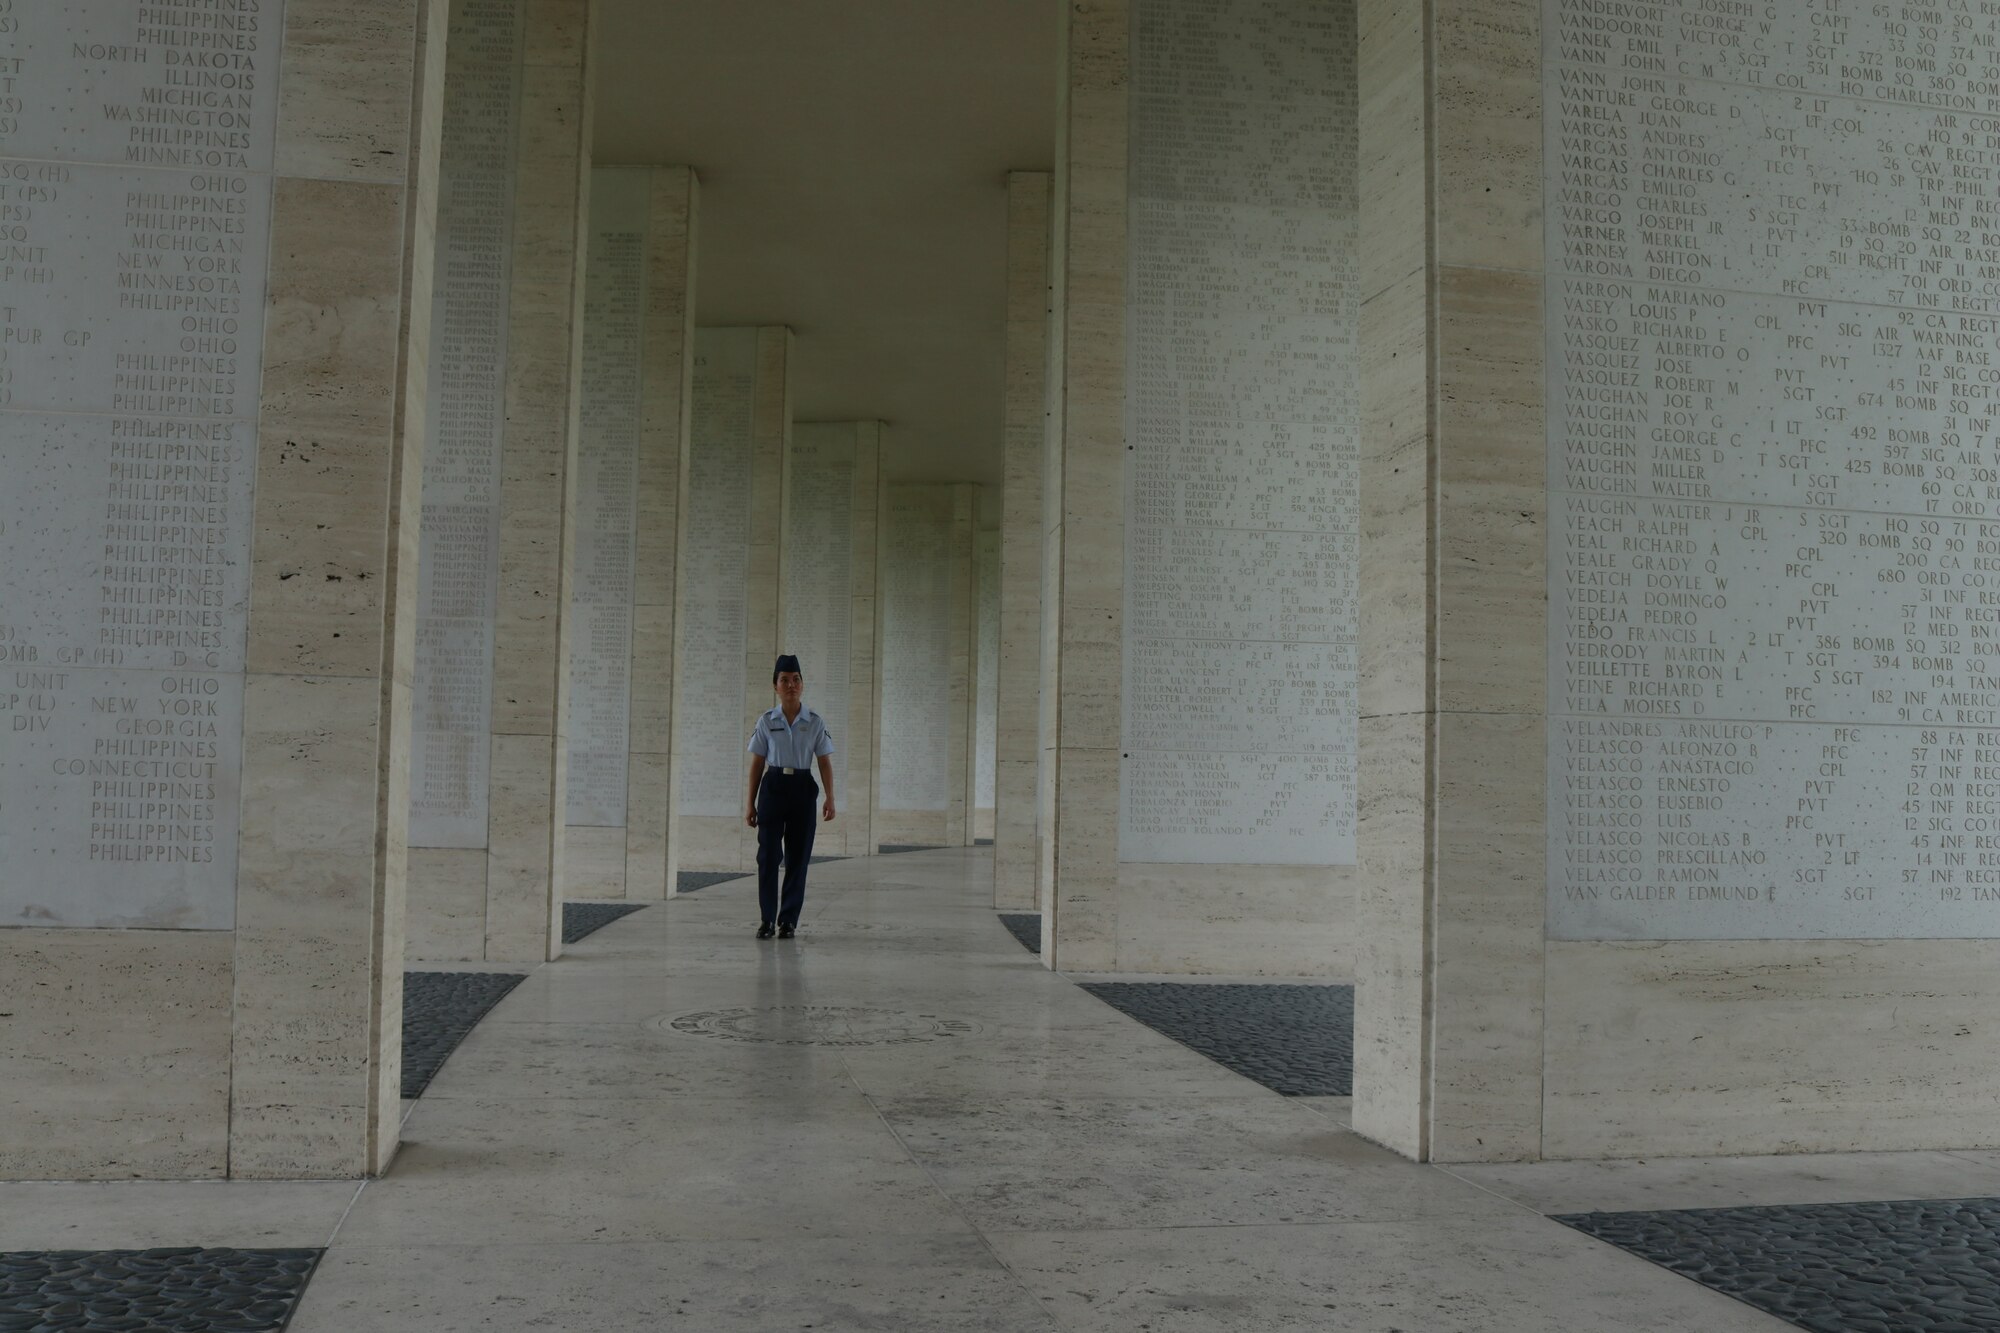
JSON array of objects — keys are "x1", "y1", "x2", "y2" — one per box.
[
  {"x1": 0, "y1": 0, "x2": 440, "y2": 1179},
  {"x1": 669, "y1": 327, "x2": 790, "y2": 874},
  {"x1": 561, "y1": 167, "x2": 645, "y2": 899},
  {"x1": 948, "y1": 485, "x2": 979, "y2": 847},
  {"x1": 877, "y1": 483, "x2": 977, "y2": 848},
  {"x1": 561, "y1": 165, "x2": 697, "y2": 901},
  {"x1": 1348, "y1": 0, "x2": 1451, "y2": 1164},
  {"x1": 785, "y1": 422, "x2": 883, "y2": 857},
  {"x1": 406, "y1": 0, "x2": 594, "y2": 962},
  {"x1": 1355, "y1": 0, "x2": 2000, "y2": 1166},
  {"x1": 973, "y1": 527, "x2": 1000, "y2": 843},
  {"x1": 1037, "y1": 55, "x2": 1072, "y2": 941},
  {"x1": 997, "y1": 172, "x2": 1052, "y2": 907},
  {"x1": 1043, "y1": 0, "x2": 1360, "y2": 975},
  {"x1": 627, "y1": 168, "x2": 699, "y2": 900}
]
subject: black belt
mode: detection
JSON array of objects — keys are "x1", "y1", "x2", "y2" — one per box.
[{"x1": 767, "y1": 766, "x2": 811, "y2": 777}]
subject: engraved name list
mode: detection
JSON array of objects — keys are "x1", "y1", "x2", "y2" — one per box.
[
  {"x1": 1546, "y1": 0, "x2": 2000, "y2": 938},
  {"x1": 0, "y1": 0, "x2": 283, "y2": 928}
]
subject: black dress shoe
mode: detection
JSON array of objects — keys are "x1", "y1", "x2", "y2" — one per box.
[
  {"x1": 756, "y1": 921, "x2": 776, "y2": 939},
  {"x1": 777, "y1": 922, "x2": 796, "y2": 939}
]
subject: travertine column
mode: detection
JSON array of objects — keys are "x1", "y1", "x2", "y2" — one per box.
[
  {"x1": 669, "y1": 327, "x2": 790, "y2": 874},
  {"x1": 997, "y1": 172, "x2": 1052, "y2": 907},
  {"x1": 1356, "y1": 0, "x2": 2000, "y2": 1167},
  {"x1": 973, "y1": 528, "x2": 1000, "y2": 843},
  {"x1": 876, "y1": 483, "x2": 977, "y2": 847},
  {"x1": 485, "y1": 0, "x2": 594, "y2": 957},
  {"x1": 784, "y1": 422, "x2": 883, "y2": 857},
  {"x1": 1043, "y1": 0, "x2": 1126, "y2": 970},
  {"x1": 948, "y1": 486, "x2": 979, "y2": 847},
  {"x1": 627, "y1": 168, "x2": 699, "y2": 900},
  {"x1": 1037, "y1": 52, "x2": 1072, "y2": 941},
  {"x1": 1043, "y1": 0, "x2": 1359, "y2": 976},
  {"x1": 562, "y1": 168, "x2": 646, "y2": 899},
  {"x1": 0, "y1": 0, "x2": 440, "y2": 1179},
  {"x1": 561, "y1": 165, "x2": 697, "y2": 901},
  {"x1": 407, "y1": 0, "x2": 594, "y2": 962},
  {"x1": 1349, "y1": 0, "x2": 1448, "y2": 1164}
]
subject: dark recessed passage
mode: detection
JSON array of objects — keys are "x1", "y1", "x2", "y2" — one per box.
[
  {"x1": 998, "y1": 912, "x2": 1041, "y2": 955},
  {"x1": 402, "y1": 971, "x2": 528, "y2": 1098},
  {"x1": 1080, "y1": 982, "x2": 1354, "y2": 1096},
  {"x1": 1558, "y1": 1198, "x2": 2000, "y2": 1333},
  {"x1": 0, "y1": 1247, "x2": 322, "y2": 1333},
  {"x1": 562, "y1": 901, "x2": 647, "y2": 942}
]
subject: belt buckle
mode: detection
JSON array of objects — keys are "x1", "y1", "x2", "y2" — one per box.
[{"x1": 782, "y1": 767, "x2": 797, "y2": 775}]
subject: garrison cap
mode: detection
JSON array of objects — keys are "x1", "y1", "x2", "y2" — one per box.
[{"x1": 773, "y1": 654, "x2": 803, "y2": 682}]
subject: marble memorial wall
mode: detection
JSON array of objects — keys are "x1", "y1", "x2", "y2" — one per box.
[
  {"x1": 408, "y1": 0, "x2": 523, "y2": 849},
  {"x1": 565, "y1": 169, "x2": 645, "y2": 829},
  {"x1": 1119, "y1": 0, "x2": 1360, "y2": 866},
  {"x1": 0, "y1": 1, "x2": 286, "y2": 927},
  {"x1": 976, "y1": 529, "x2": 999, "y2": 813},
  {"x1": 1545, "y1": 0, "x2": 2000, "y2": 940},
  {"x1": 678, "y1": 328, "x2": 755, "y2": 817},
  {"x1": 879, "y1": 488, "x2": 954, "y2": 812},
  {"x1": 783, "y1": 425, "x2": 855, "y2": 803}
]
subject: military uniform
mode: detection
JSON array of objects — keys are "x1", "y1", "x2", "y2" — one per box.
[{"x1": 747, "y1": 701, "x2": 834, "y2": 930}]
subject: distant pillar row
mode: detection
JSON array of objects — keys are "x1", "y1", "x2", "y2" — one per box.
[
  {"x1": 407, "y1": 0, "x2": 595, "y2": 962},
  {"x1": 560, "y1": 165, "x2": 698, "y2": 902}
]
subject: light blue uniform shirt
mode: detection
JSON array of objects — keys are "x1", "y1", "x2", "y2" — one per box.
[{"x1": 748, "y1": 704, "x2": 835, "y2": 773}]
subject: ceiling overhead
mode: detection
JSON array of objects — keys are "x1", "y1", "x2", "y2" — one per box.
[{"x1": 592, "y1": 1, "x2": 1059, "y2": 489}]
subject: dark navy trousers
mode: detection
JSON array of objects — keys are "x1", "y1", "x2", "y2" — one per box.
[{"x1": 755, "y1": 771, "x2": 819, "y2": 926}]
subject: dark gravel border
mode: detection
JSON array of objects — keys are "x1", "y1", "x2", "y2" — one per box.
[
  {"x1": 1558, "y1": 1197, "x2": 2000, "y2": 1333},
  {"x1": 1079, "y1": 982, "x2": 1354, "y2": 1096},
  {"x1": 0, "y1": 1247, "x2": 323, "y2": 1332},
  {"x1": 998, "y1": 913, "x2": 1042, "y2": 955},
  {"x1": 675, "y1": 871, "x2": 745, "y2": 894},
  {"x1": 563, "y1": 901, "x2": 648, "y2": 943},
  {"x1": 401, "y1": 971, "x2": 528, "y2": 1098}
]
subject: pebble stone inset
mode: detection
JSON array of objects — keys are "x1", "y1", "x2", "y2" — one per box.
[
  {"x1": 0, "y1": 1248, "x2": 322, "y2": 1333},
  {"x1": 674, "y1": 871, "x2": 744, "y2": 894},
  {"x1": 1557, "y1": 1198, "x2": 2000, "y2": 1333},
  {"x1": 562, "y1": 901, "x2": 648, "y2": 943},
  {"x1": 401, "y1": 971, "x2": 529, "y2": 1099},
  {"x1": 998, "y1": 912, "x2": 1042, "y2": 955},
  {"x1": 1079, "y1": 983, "x2": 1354, "y2": 1096},
  {"x1": 877, "y1": 844, "x2": 945, "y2": 854}
]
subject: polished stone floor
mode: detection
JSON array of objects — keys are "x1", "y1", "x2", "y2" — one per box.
[{"x1": 13, "y1": 849, "x2": 2000, "y2": 1329}]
